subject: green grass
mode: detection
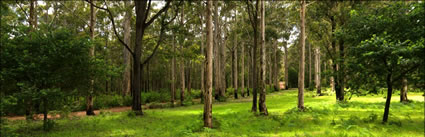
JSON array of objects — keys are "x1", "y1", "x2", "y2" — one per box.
[{"x1": 5, "y1": 90, "x2": 424, "y2": 137}]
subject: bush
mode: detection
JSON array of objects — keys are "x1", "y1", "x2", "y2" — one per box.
[{"x1": 142, "y1": 91, "x2": 170, "y2": 104}]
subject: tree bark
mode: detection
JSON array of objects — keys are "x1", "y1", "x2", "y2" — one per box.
[
  {"x1": 87, "y1": 0, "x2": 96, "y2": 116},
  {"x1": 273, "y1": 41, "x2": 279, "y2": 91},
  {"x1": 315, "y1": 48, "x2": 321, "y2": 95},
  {"x1": 233, "y1": 28, "x2": 238, "y2": 99},
  {"x1": 213, "y1": 1, "x2": 224, "y2": 100},
  {"x1": 180, "y1": 4, "x2": 186, "y2": 106},
  {"x1": 400, "y1": 77, "x2": 408, "y2": 102},
  {"x1": 259, "y1": 0, "x2": 268, "y2": 115},
  {"x1": 329, "y1": 60, "x2": 335, "y2": 92},
  {"x1": 284, "y1": 42, "x2": 288, "y2": 90},
  {"x1": 132, "y1": 1, "x2": 147, "y2": 114},
  {"x1": 298, "y1": 0, "x2": 306, "y2": 110},
  {"x1": 171, "y1": 34, "x2": 176, "y2": 106},
  {"x1": 309, "y1": 42, "x2": 312, "y2": 88},
  {"x1": 123, "y1": 1, "x2": 132, "y2": 96},
  {"x1": 241, "y1": 42, "x2": 245, "y2": 97},
  {"x1": 204, "y1": 0, "x2": 213, "y2": 128},
  {"x1": 383, "y1": 73, "x2": 393, "y2": 123}
]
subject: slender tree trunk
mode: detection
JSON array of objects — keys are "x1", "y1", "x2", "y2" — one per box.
[
  {"x1": 251, "y1": 1, "x2": 259, "y2": 113},
  {"x1": 284, "y1": 43, "x2": 288, "y2": 90},
  {"x1": 213, "y1": 1, "x2": 223, "y2": 100},
  {"x1": 383, "y1": 73, "x2": 393, "y2": 123},
  {"x1": 200, "y1": 20, "x2": 205, "y2": 103},
  {"x1": 315, "y1": 48, "x2": 321, "y2": 95},
  {"x1": 273, "y1": 41, "x2": 279, "y2": 91},
  {"x1": 220, "y1": 22, "x2": 226, "y2": 97},
  {"x1": 259, "y1": 0, "x2": 268, "y2": 115},
  {"x1": 122, "y1": 1, "x2": 132, "y2": 96},
  {"x1": 171, "y1": 34, "x2": 176, "y2": 106},
  {"x1": 233, "y1": 33, "x2": 238, "y2": 99},
  {"x1": 329, "y1": 60, "x2": 335, "y2": 92},
  {"x1": 309, "y1": 43, "x2": 312, "y2": 88},
  {"x1": 180, "y1": 4, "x2": 185, "y2": 106},
  {"x1": 241, "y1": 42, "x2": 245, "y2": 97},
  {"x1": 298, "y1": 0, "x2": 306, "y2": 110},
  {"x1": 400, "y1": 77, "x2": 408, "y2": 102},
  {"x1": 204, "y1": 0, "x2": 213, "y2": 128},
  {"x1": 87, "y1": 0, "x2": 96, "y2": 116},
  {"x1": 268, "y1": 46, "x2": 272, "y2": 86},
  {"x1": 188, "y1": 62, "x2": 192, "y2": 96}
]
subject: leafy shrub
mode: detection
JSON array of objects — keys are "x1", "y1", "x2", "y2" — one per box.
[{"x1": 142, "y1": 91, "x2": 170, "y2": 104}]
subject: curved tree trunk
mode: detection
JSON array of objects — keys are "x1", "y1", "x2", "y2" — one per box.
[{"x1": 383, "y1": 73, "x2": 393, "y2": 123}]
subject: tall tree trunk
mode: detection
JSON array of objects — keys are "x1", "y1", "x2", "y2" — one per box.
[
  {"x1": 213, "y1": 1, "x2": 222, "y2": 100},
  {"x1": 87, "y1": 0, "x2": 96, "y2": 116},
  {"x1": 329, "y1": 60, "x2": 335, "y2": 92},
  {"x1": 180, "y1": 4, "x2": 185, "y2": 106},
  {"x1": 251, "y1": 0, "x2": 259, "y2": 113},
  {"x1": 400, "y1": 77, "x2": 408, "y2": 102},
  {"x1": 315, "y1": 48, "x2": 321, "y2": 95},
  {"x1": 298, "y1": 0, "x2": 306, "y2": 110},
  {"x1": 233, "y1": 32, "x2": 238, "y2": 99},
  {"x1": 259, "y1": 0, "x2": 268, "y2": 115},
  {"x1": 187, "y1": 62, "x2": 192, "y2": 96},
  {"x1": 284, "y1": 43, "x2": 288, "y2": 90},
  {"x1": 220, "y1": 20, "x2": 226, "y2": 97},
  {"x1": 171, "y1": 34, "x2": 176, "y2": 106},
  {"x1": 241, "y1": 42, "x2": 245, "y2": 97},
  {"x1": 122, "y1": 1, "x2": 132, "y2": 96},
  {"x1": 204, "y1": 0, "x2": 213, "y2": 128},
  {"x1": 309, "y1": 43, "x2": 312, "y2": 88},
  {"x1": 132, "y1": 1, "x2": 147, "y2": 114},
  {"x1": 200, "y1": 20, "x2": 205, "y2": 103},
  {"x1": 331, "y1": 15, "x2": 343, "y2": 101},
  {"x1": 273, "y1": 41, "x2": 279, "y2": 91},
  {"x1": 268, "y1": 46, "x2": 272, "y2": 86},
  {"x1": 383, "y1": 73, "x2": 393, "y2": 123}
]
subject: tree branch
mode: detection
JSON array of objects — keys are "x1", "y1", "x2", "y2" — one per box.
[
  {"x1": 392, "y1": 64, "x2": 420, "y2": 83},
  {"x1": 16, "y1": 0, "x2": 29, "y2": 20},
  {"x1": 141, "y1": 1, "x2": 181, "y2": 67},
  {"x1": 84, "y1": 0, "x2": 134, "y2": 56},
  {"x1": 144, "y1": 1, "x2": 171, "y2": 27}
]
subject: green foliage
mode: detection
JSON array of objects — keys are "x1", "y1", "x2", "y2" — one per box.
[
  {"x1": 93, "y1": 95, "x2": 132, "y2": 110},
  {"x1": 141, "y1": 91, "x2": 171, "y2": 104}
]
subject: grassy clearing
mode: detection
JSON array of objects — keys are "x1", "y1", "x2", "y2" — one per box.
[{"x1": 5, "y1": 89, "x2": 424, "y2": 137}]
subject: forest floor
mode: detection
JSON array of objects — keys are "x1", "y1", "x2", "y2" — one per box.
[{"x1": 4, "y1": 89, "x2": 424, "y2": 137}]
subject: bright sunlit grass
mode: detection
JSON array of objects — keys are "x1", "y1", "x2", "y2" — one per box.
[{"x1": 6, "y1": 89, "x2": 424, "y2": 137}]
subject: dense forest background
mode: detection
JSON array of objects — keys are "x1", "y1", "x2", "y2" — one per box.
[{"x1": 0, "y1": 0, "x2": 424, "y2": 136}]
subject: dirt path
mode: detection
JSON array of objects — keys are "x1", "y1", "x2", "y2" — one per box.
[{"x1": 4, "y1": 106, "x2": 133, "y2": 121}]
